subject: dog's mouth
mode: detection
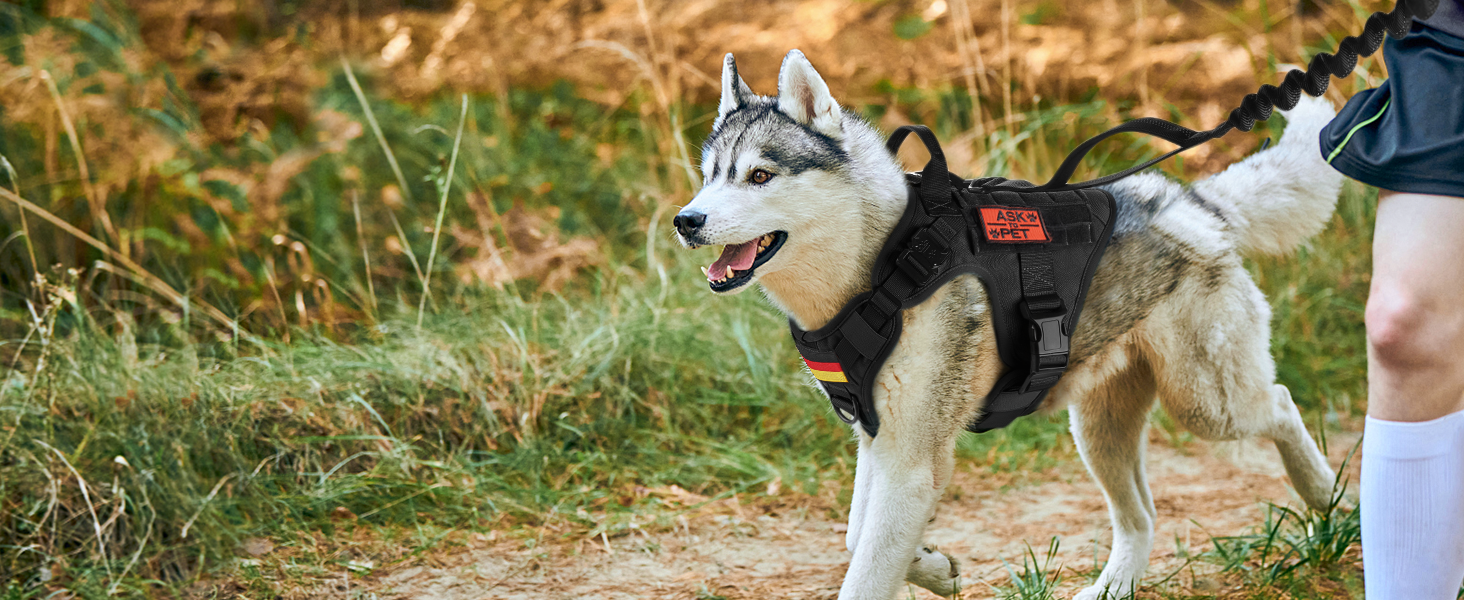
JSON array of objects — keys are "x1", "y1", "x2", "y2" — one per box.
[{"x1": 702, "y1": 231, "x2": 788, "y2": 293}]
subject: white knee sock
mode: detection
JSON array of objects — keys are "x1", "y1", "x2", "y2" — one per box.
[{"x1": 1362, "y1": 410, "x2": 1464, "y2": 600}]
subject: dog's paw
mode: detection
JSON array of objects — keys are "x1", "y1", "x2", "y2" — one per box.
[
  {"x1": 906, "y1": 545, "x2": 960, "y2": 596},
  {"x1": 1074, "y1": 580, "x2": 1135, "y2": 600}
]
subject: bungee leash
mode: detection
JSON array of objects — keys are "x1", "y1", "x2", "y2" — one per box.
[{"x1": 963, "y1": 0, "x2": 1442, "y2": 194}]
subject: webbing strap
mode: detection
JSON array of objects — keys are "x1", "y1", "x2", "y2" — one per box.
[
  {"x1": 987, "y1": 118, "x2": 1228, "y2": 193},
  {"x1": 890, "y1": 119, "x2": 1215, "y2": 196},
  {"x1": 887, "y1": 125, "x2": 960, "y2": 215},
  {"x1": 1018, "y1": 253, "x2": 1060, "y2": 310}
]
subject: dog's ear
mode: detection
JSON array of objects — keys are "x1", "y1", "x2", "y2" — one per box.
[
  {"x1": 777, "y1": 49, "x2": 842, "y2": 139},
  {"x1": 716, "y1": 53, "x2": 755, "y2": 129}
]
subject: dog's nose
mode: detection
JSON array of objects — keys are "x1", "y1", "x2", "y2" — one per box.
[{"x1": 673, "y1": 211, "x2": 707, "y2": 238}]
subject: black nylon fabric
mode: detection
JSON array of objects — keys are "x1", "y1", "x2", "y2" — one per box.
[{"x1": 789, "y1": 126, "x2": 1116, "y2": 437}]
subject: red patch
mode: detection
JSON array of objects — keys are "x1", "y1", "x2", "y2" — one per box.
[{"x1": 978, "y1": 206, "x2": 1049, "y2": 243}]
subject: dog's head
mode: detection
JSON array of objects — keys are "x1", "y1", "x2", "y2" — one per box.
[{"x1": 675, "y1": 50, "x2": 861, "y2": 295}]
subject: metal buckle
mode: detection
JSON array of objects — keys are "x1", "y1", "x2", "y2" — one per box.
[
  {"x1": 895, "y1": 227, "x2": 951, "y2": 285},
  {"x1": 826, "y1": 393, "x2": 860, "y2": 425}
]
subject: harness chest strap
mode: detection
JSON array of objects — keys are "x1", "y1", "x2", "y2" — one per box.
[{"x1": 789, "y1": 125, "x2": 1115, "y2": 437}]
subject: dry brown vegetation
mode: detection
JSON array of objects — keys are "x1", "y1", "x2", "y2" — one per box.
[
  {"x1": 16, "y1": 0, "x2": 1394, "y2": 174},
  {"x1": 0, "y1": 1, "x2": 1386, "y2": 598},
  {"x1": 0, "y1": 0, "x2": 1393, "y2": 331},
  {"x1": 117, "y1": 0, "x2": 1392, "y2": 162}
]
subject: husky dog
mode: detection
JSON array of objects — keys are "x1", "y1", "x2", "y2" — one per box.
[{"x1": 674, "y1": 49, "x2": 1342, "y2": 600}]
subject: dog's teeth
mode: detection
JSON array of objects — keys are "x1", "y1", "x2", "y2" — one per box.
[
  {"x1": 701, "y1": 266, "x2": 710, "y2": 278},
  {"x1": 725, "y1": 266, "x2": 735, "y2": 279}
]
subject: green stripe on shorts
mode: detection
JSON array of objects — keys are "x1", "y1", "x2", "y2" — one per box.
[{"x1": 1327, "y1": 98, "x2": 1391, "y2": 165}]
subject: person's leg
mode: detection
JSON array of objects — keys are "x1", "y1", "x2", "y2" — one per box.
[
  {"x1": 1362, "y1": 190, "x2": 1464, "y2": 600},
  {"x1": 1366, "y1": 191, "x2": 1464, "y2": 422}
]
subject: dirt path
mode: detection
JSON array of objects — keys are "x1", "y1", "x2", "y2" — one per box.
[{"x1": 374, "y1": 431, "x2": 1361, "y2": 600}]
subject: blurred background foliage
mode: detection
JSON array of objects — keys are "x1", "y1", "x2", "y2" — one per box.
[{"x1": 0, "y1": 0, "x2": 1382, "y2": 597}]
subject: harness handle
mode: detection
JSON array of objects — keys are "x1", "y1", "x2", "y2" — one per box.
[
  {"x1": 1007, "y1": 118, "x2": 1228, "y2": 192},
  {"x1": 886, "y1": 125, "x2": 952, "y2": 208}
]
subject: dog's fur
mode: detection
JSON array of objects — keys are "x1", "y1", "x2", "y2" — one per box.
[{"x1": 676, "y1": 50, "x2": 1343, "y2": 600}]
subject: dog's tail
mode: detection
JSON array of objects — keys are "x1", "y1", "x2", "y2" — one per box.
[{"x1": 1192, "y1": 94, "x2": 1344, "y2": 256}]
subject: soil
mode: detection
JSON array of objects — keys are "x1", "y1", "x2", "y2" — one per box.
[{"x1": 364, "y1": 429, "x2": 1363, "y2": 599}]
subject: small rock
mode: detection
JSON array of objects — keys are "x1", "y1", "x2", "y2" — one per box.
[
  {"x1": 242, "y1": 537, "x2": 274, "y2": 556},
  {"x1": 1192, "y1": 577, "x2": 1222, "y2": 592}
]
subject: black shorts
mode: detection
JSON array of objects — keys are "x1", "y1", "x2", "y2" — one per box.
[{"x1": 1319, "y1": 21, "x2": 1464, "y2": 198}]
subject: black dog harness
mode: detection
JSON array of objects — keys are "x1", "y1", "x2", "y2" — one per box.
[
  {"x1": 789, "y1": 127, "x2": 1115, "y2": 436},
  {"x1": 785, "y1": 0, "x2": 1437, "y2": 438}
]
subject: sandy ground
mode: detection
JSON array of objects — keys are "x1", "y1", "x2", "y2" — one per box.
[{"x1": 369, "y1": 430, "x2": 1362, "y2": 600}]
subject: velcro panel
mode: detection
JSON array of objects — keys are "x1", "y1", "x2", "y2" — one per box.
[
  {"x1": 990, "y1": 191, "x2": 1028, "y2": 207},
  {"x1": 1042, "y1": 204, "x2": 1091, "y2": 223},
  {"x1": 1046, "y1": 224, "x2": 1093, "y2": 245},
  {"x1": 1077, "y1": 189, "x2": 1114, "y2": 223},
  {"x1": 1050, "y1": 190, "x2": 1083, "y2": 204},
  {"x1": 1024, "y1": 191, "x2": 1056, "y2": 205}
]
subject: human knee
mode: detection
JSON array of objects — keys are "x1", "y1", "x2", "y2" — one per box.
[{"x1": 1365, "y1": 285, "x2": 1462, "y2": 368}]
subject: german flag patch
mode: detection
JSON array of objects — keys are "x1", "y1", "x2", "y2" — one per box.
[
  {"x1": 978, "y1": 206, "x2": 1049, "y2": 243},
  {"x1": 803, "y1": 358, "x2": 848, "y2": 383}
]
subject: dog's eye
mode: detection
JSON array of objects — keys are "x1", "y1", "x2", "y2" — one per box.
[{"x1": 748, "y1": 169, "x2": 774, "y2": 185}]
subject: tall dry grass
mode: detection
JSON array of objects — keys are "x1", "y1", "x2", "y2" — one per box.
[{"x1": 0, "y1": 0, "x2": 1386, "y2": 597}]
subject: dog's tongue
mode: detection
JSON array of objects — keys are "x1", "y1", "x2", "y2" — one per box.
[{"x1": 708, "y1": 241, "x2": 758, "y2": 280}]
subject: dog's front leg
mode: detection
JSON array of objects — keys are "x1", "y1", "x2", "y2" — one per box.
[
  {"x1": 838, "y1": 431, "x2": 954, "y2": 600},
  {"x1": 845, "y1": 435, "x2": 874, "y2": 554},
  {"x1": 1070, "y1": 382, "x2": 1158, "y2": 600},
  {"x1": 845, "y1": 434, "x2": 958, "y2": 594}
]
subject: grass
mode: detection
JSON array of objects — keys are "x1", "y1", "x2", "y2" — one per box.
[
  {"x1": 967, "y1": 448, "x2": 1368, "y2": 598},
  {"x1": 0, "y1": 259, "x2": 844, "y2": 593},
  {"x1": 1197, "y1": 445, "x2": 1366, "y2": 598},
  {"x1": 0, "y1": 260, "x2": 1096, "y2": 596},
  {"x1": 0, "y1": 1, "x2": 1388, "y2": 598},
  {"x1": 995, "y1": 538, "x2": 1065, "y2": 600}
]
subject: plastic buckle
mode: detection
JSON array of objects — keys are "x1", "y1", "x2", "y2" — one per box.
[
  {"x1": 895, "y1": 227, "x2": 951, "y2": 286},
  {"x1": 1019, "y1": 299, "x2": 1069, "y2": 394}
]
